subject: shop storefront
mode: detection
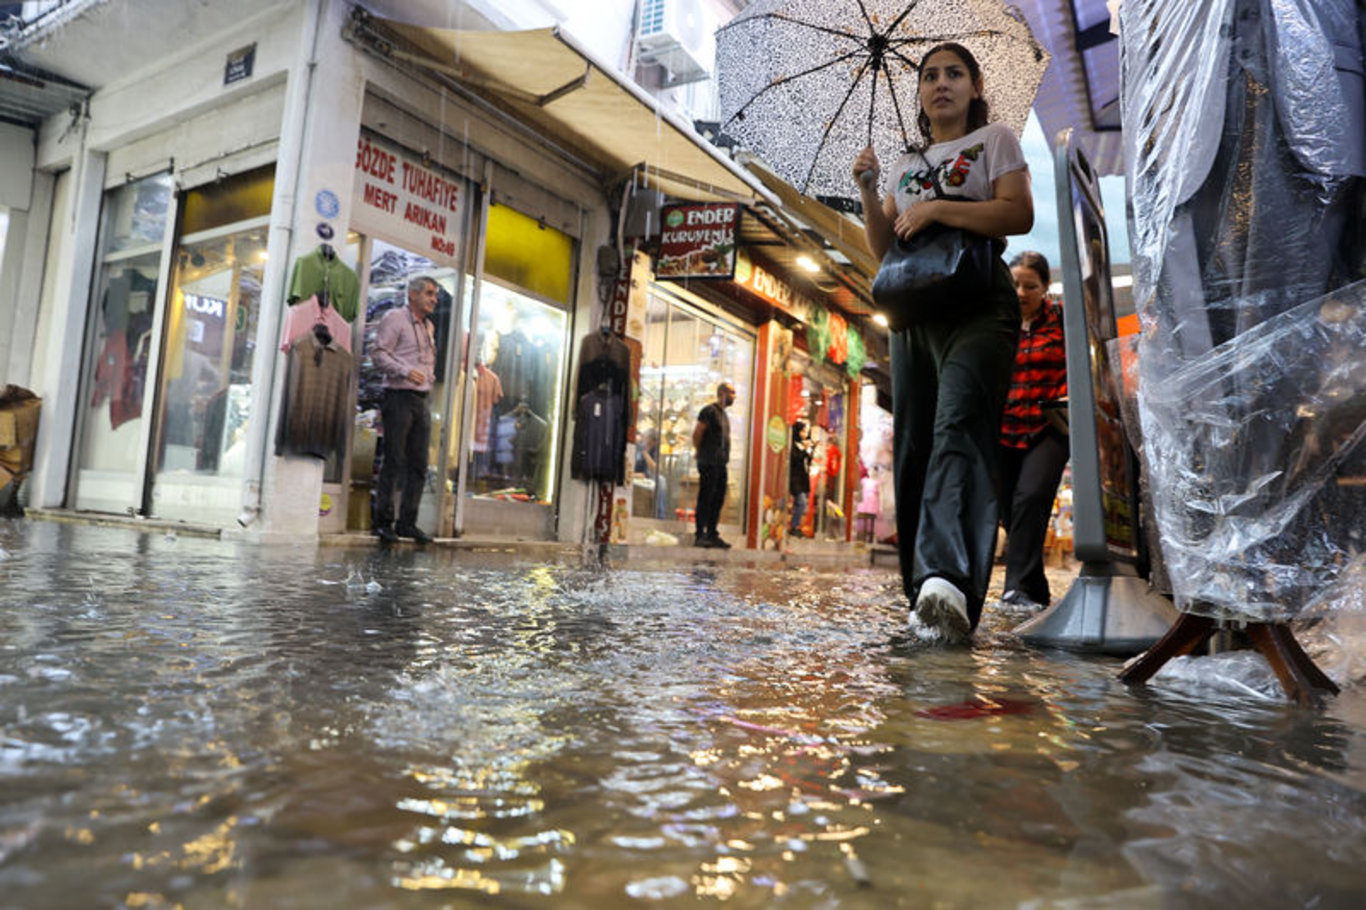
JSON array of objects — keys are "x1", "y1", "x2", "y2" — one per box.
[
  {"x1": 786, "y1": 352, "x2": 851, "y2": 540},
  {"x1": 53, "y1": 38, "x2": 590, "y2": 543},
  {"x1": 728, "y1": 248, "x2": 867, "y2": 548},
  {"x1": 70, "y1": 165, "x2": 278, "y2": 527},
  {"x1": 623, "y1": 215, "x2": 872, "y2": 550},
  {"x1": 342, "y1": 129, "x2": 472, "y2": 537},
  {"x1": 341, "y1": 127, "x2": 577, "y2": 540},
  {"x1": 857, "y1": 381, "x2": 896, "y2": 543},
  {"x1": 456, "y1": 201, "x2": 575, "y2": 538},
  {"x1": 630, "y1": 282, "x2": 755, "y2": 536},
  {"x1": 9, "y1": 2, "x2": 890, "y2": 546}
]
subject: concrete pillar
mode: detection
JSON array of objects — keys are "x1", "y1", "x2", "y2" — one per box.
[
  {"x1": 242, "y1": 0, "x2": 367, "y2": 541},
  {"x1": 0, "y1": 170, "x2": 54, "y2": 388},
  {"x1": 26, "y1": 145, "x2": 106, "y2": 509}
]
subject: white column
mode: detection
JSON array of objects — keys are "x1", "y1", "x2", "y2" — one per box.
[
  {"x1": 241, "y1": 0, "x2": 367, "y2": 541},
  {"x1": 25, "y1": 146, "x2": 106, "y2": 509},
  {"x1": 0, "y1": 169, "x2": 54, "y2": 387}
]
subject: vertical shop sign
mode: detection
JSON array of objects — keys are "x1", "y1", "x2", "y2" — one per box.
[
  {"x1": 609, "y1": 250, "x2": 652, "y2": 340},
  {"x1": 351, "y1": 133, "x2": 467, "y2": 262},
  {"x1": 609, "y1": 277, "x2": 631, "y2": 336},
  {"x1": 655, "y1": 203, "x2": 739, "y2": 279},
  {"x1": 626, "y1": 250, "x2": 650, "y2": 340}
]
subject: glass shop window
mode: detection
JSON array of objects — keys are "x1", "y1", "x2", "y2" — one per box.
[
  {"x1": 463, "y1": 203, "x2": 573, "y2": 507},
  {"x1": 153, "y1": 166, "x2": 274, "y2": 480},
  {"x1": 633, "y1": 289, "x2": 754, "y2": 527}
]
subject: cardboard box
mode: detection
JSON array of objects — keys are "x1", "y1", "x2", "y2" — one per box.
[{"x1": 0, "y1": 398, "x2": 41, "y2": 473}]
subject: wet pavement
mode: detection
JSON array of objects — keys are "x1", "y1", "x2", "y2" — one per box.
[{"x1": 2, "y1": 518, "x2": 1365, "y2": 908}]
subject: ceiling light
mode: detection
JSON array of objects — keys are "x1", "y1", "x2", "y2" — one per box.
[
  {"x1": 795, "y1": 254, "x2": 820, "y2": 273},
  {"x1": 872, "y1": 313, "x2": 889, "y2": 327}
]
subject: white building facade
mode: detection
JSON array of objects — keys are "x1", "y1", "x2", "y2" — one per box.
[{"x1": 0, "y1": 0, "x2": 883, "y2": 547}]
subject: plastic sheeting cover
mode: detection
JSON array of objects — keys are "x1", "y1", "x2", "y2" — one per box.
[{"x1": 1119, "y1": 0, "x2": 1366, "y2": 620}]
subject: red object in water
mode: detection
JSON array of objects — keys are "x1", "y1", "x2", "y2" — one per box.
[{"x1": 915, "y1": 697, "x2": 1034, "y2": 721}]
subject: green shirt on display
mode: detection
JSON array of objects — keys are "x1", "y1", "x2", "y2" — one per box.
[{"x1": 287, "y1": 249, "x2": 360, "y2": 322}]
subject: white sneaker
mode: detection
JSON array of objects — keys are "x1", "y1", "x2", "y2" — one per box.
[{"x1": 915, "y1": 577, "x2": 971, "y2": 643}]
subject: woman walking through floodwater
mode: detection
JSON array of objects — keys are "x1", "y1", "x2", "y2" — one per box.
[
  {"x1": 853, "y1": 42, "x2": 1033, "y2": 643},
  {"x1": 998, "y1": 251, "x2": 1069, "y2": 610}
]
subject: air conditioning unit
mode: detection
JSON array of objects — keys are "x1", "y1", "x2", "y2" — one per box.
[{"x1": 637, "y1": 0, "x2": 715, "y2": 85}]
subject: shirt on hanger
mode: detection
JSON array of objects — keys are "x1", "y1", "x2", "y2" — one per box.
[
  {"x1": 280, "y1": 295, "x2": 353, "y2": 353},
  {"x1": 287, "y1": 250, "x2": 361, "y2": 322}
]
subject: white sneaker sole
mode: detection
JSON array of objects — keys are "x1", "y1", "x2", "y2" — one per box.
[{"x1": 915, "y1": 578, "x2": 972, "y2": 643}]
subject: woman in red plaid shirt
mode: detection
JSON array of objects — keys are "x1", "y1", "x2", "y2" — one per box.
[{"x1": 998, "y1": 252, "x2": 1069, "y2": 608}]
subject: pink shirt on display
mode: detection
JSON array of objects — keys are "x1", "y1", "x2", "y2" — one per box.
[
  {"x1": 473, "y1": 363, "x2": 503, "y2": 452},
  {"x1": 280, "y1": 296, "x2": 353, "y2": 353}
]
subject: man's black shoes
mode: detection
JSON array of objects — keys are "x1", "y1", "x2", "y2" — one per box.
[
  {"x1": 396, "y1": 524, "x2": 433, "y2": 544},
  {"x1": 375, "y1": 524, "x2": 432, "y2": 545},
  {"x1": 694, "y1": 533, "x2": 732, "y2": 550}
]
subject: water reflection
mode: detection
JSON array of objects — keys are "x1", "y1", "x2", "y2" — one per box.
[{"x1": 1, "y1": 520, "x2": 1364, "y2": 907}]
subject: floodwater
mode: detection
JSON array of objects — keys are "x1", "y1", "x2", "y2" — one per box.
[{"x1": 2, "y1": 521, "x2": 1365, "y2": 909}]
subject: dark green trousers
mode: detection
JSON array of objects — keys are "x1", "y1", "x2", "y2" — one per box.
[{"x1": 890, "y1": 262, "x2": 1019, "y2": 627}]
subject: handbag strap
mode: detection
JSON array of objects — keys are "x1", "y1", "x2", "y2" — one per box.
[{"x1": 914, "y1": 146, "x2": 1002, "y2": 256}]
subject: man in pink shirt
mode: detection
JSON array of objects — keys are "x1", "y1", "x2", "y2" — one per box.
[{"x1": 371, "y1": 276, "x2": 439, "y2": 544}]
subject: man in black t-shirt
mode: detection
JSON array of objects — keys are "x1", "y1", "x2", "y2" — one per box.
[{"x1": 692, "y1": 382, "x2": 736, "y2": 548}]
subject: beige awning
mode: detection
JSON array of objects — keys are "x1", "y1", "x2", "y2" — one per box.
[
  {"x1": 370, "y1": 17, "x2": 761, "y2": 204},
  {"x1": 741, "y1": 157, "x2": 880, "y2": 279}
]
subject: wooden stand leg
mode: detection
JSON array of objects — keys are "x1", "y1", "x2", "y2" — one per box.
[
  {"x1": 1245, "y1": 623, "x2": 1340, "y2": 708},
  {"x1": 1119, "y1": 612, "x2": 1339, "y2": 707},
  {"x1": 1118, "y1": 613, "x2": 1216, "y2": 686}
]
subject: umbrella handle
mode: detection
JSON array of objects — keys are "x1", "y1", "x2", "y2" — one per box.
[{"x1": 858, "y1": 170, "x2": 878, "y2": 190}]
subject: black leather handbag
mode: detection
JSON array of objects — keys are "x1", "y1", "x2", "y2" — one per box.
[{"x1": 871, "y1": 152, "x2": 994, "y2": 331}]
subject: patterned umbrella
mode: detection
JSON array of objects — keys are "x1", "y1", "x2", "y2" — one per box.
[{"x1": 717, "y1": 0, "x2": 1051, "y2": 202}]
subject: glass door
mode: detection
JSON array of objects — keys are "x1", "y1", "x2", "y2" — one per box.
[
  {"x1": 789, "y1": 355, "x2": 849, "y2": 540},
  {"x1": 148, "y1": 220, "x2": 269, "y2": 523},
  {"x1": 462, "y1": 280, "x2": 568, "y2": 506},
  {"x1": 71, "y1": 174, "x2": 175, "y2": 514},
  {"x1": 454, "y1": 201, "x2": 574, "y2": 540}
]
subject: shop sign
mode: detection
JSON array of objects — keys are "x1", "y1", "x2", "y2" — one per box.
[
  {"x1": 609, "y1": 277, "x2": 631, "y2": 335},
  {"x1": 184, "y1": 293, "x2": 225, "y2": 320},
  {"x1": 608, "y1": 250, "x2": 652, "y2": 340},
  {"x1": 224, "y1": 44, "x2": 255, "y2": 86},
  {"x1": 827, "y1": 310, "x2": 848, "y2": 365},
  {"x1": 627, "y1": 250, "x2": 650, "y2": 339},
  {"x1": 767, "y1": 415, "x2": 788, "y2": 454},
  {"x1": 733, "y1": 249, "x2": 814, "y2": 323},
  {"x1": 351, "y1": 133, "x2": 466, "y2": 262},
  {"x1": 655, "y1": 203, "x2": 739, "y2": 279}
]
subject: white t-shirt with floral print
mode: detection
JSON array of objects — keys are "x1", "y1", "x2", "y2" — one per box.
[{"x1": 887, "y1": 122, "x2": 1027, "y2": 215}]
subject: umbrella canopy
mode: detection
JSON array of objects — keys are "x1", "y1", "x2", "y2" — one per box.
[{"x1": 717, "y1": 0, "x2": 1051, "y2": 202}]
